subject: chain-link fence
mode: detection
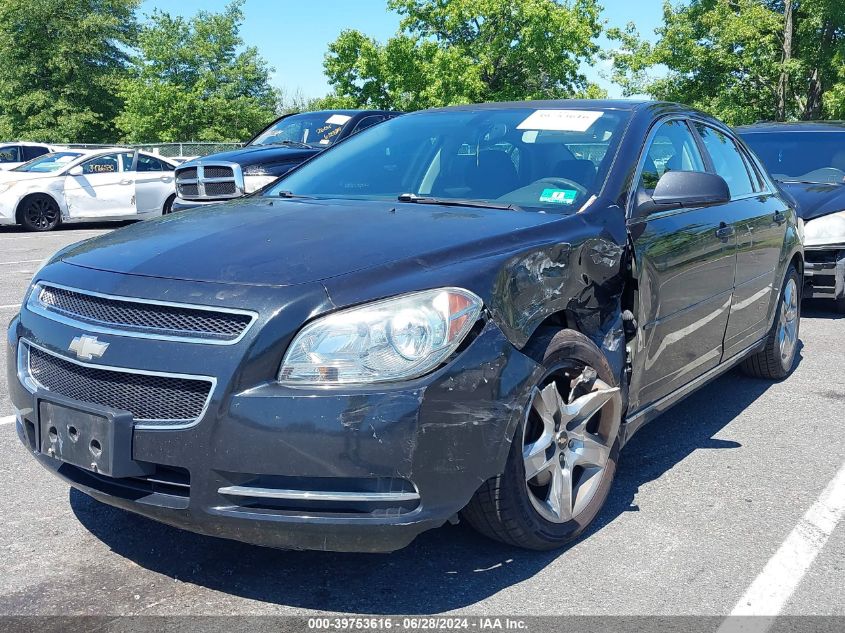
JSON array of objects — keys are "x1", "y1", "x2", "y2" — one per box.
[{"x1": 62, "y1": 142, "x2": 245, "y2": 159}]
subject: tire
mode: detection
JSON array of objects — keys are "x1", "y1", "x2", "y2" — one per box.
[
  {"x1": 162, "y1": 194, "x2": 176, "y2": 215},
  {"x1": 835, "y1": 297, "x2": 845, "y2": 315},
  {"x1": 741, "y1": 264, "x2": 801, "y2": 379},
  {"x1": 462, "y1": 328, "x2": 623, "y2": 550},
  {"x1": 19, "y1": 194, "x2": 60, "y2": 232}
]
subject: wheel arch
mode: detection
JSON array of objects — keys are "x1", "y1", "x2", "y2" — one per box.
[{"x1": 15, "y1": 191, "x2": 62, "y2": 224}]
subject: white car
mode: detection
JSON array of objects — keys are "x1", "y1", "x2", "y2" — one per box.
[
  {"x1": 0, "y1": 142, "x2": 59, "y2": 170},
  {"x1": 0, "y1": 148, "x2": 177, "y2": 231}
]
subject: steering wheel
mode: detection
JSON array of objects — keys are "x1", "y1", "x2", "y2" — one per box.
[{"x1": 534, "y1": 177, "x2": 589, "y2": 197}]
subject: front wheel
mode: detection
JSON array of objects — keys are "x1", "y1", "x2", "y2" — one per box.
[
  {"x1": 741, "y1": 265, "x2": 801, "y2": 379},
  {"x1": 462, "y1": 329, "x2": 623, "y2": 550},
  {"x1": 162, "y1": 194, "x2": 176, "y2": 215},
  {"x1": 19, "y1": 194, "x2": 60, "y2": 231}
]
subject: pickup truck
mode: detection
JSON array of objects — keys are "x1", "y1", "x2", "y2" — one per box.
[{"x1": 172, "y1": 110, "x2": 399, "y2": 211}]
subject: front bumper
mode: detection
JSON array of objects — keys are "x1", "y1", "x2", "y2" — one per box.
[
  {"x1": 172, "y1": 197, "x2": 235, "y2": 213},
  {"x1": 803, "y1": 246, "x2": 845, "y2": 301},
  {"x1": 7, "y1": 266, "x2": 541, "y2": 552}
]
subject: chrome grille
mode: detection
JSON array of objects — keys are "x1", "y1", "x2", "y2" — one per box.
[
  {"x1": 31, "y1": 283, "x2": 255, "y2": 344},
  {"x1": 25, "y1": 344, "x2": 213, "y2": 425},
  {"x1": 175, "y1": 161, "x2": 243, "y2": 200}
]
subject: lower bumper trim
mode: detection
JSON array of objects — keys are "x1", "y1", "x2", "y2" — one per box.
[{"x1": 217, "y1": 485, "x2": 420, "y2": 502}]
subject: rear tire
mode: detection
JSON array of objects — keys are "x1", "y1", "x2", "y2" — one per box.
[
  {"x1": 162, "y1": 194, "x2": 176, "y2": 215},
  {"x1": 462, "y1": 329, "x2": 622, "y2": 550},
  {"x1": 741, "y1": 265, "x2": 800, "y2": 379},
  {"x1": 19, "y1": 194, "x2": 60, "y2": 232}
]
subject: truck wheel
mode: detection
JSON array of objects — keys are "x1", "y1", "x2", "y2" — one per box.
[
  {"x1": 741, "y1": 265, "x2": 800, "y2": 379},
  {"x1": 835, "y1": 297, "x2": 845, "y2": 314},
  {"x1": 19, "y1": 195, "x2": 60, "y2": 232},
  {"x1": 462, "y1": 329, "x2": 623, "y2": 550}
]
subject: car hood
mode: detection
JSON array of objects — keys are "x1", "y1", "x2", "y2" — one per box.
[
  {"x1": 778, "y1": 181, "x2": 845, "y2": 221},
  {"x1": 0, "y1": 170, "x2": 58, "y2": 182},
  {"x1": 60, "y1": 197, "x2": 563, "y2": 287},
  {"x1": 184, "y1": 145, "x2": 319, "y2": 169}
]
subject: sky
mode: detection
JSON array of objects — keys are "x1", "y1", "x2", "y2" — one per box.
[{"x1": 138, "y1": 0, "x2": 666, "y2": 100}]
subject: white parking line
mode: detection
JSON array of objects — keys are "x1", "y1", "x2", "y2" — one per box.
[
  {"x1": 0, "y1": 304, "x2": 20, "y2": 310},
  {"x1": 0, "y1": 415, "x2": 16, "y2": 426},
  {"x1": 0, "y1": 259, "x2": 42, "y2": 265},
  {"x1": 718, "y1": 460, "x2": 845, "y2": 629}
]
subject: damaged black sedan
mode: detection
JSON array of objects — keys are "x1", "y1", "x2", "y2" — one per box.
[{"x1": 7, "y1": 100, "x2": 802, "y2": 552}]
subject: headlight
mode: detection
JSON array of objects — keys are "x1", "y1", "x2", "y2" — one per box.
[
  {"x1": 0, "y1": 181, "x2": 18, "y2": 194},
  {"x1": 243, "y1": 174, "x2": 277, "y2": 193},
  {"x1": 279, "y1": 288, "x2": 483, "y2": 385},
  {"x1": 804, "y1": 210, "x2": 845, "y2": 245}
]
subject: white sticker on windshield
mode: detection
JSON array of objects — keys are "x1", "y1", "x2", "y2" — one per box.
[
  {"x1": 325, "y1": 114, "x2": 352, "y2": 125},
  {"x1": 517, "y1": 109, "x2": 603, "y2": 132}
]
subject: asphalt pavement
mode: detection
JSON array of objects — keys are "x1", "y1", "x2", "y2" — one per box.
[{"x1": 0, "y1": 223, "x2": 842, "y2": 621}]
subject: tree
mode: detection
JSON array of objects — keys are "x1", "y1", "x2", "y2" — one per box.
[
  {"x1": 320, "y1": 0, "x2": 605, "y2": 112},
  {"x1": 608, "y1": 0, "x2": 845, "y2": 125},
  {"x1": 0, "y1": 0, "x2": 138, "y2": 143},
  {"x1": 116, "y1": 0, "x2": 279, "y2": 143}
]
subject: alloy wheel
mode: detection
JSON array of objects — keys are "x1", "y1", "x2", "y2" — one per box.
[
  {"x1": 522, "y1": 368, "x2": 622, "y2": 524},
  {"x1": 778, "y1": 277, "x2": 799, "y2": 365},
  {"x1": 26, "y1": 198, "x2": 59, "y2": 229}
]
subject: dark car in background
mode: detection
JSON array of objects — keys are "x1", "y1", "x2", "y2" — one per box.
[
  {"x1": 172, "y1": 109, "x2": 399, "y2": 211},
  {"x1": 739, "y1": 122, "x2": 845, "y2": 312},
  {"x1": 8, "y1": 100, "x2": 802, "y2": 553}
]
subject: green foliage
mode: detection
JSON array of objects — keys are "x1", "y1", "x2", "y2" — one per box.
[
  {"x1": 0, "y1": 0, "x2": 139, "y2": 143},
  {"x1": 321, "y1": 0, "x2": 605, "y2": 111},
  {"x1": 608, "y1": 0, "x2": 845, "y2": 125},
  {"x1": 116, "y1": 0, "x2": 279, "y2": 143}
]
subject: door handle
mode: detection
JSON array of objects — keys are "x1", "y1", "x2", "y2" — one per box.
[
  {"x1": 773, "y1": 210, "x2": 787, "y2": 225},
  {"x1": 119, "y1": 179, "x2": 133, "y2": 185},
  {"x1": 160, "y1": 176, "x2": 172, "y2": 183},
  {"x1": 715, "y1": 223, "x2": 735, "y2": 239}
]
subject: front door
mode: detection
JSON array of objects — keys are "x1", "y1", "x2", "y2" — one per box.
[
  {"x1": 134, "y1": 153, "x2": 175, "y2": 215},
  {"x1": 64, "y1": 152, "x2": 135, "y2": 218},
  {"x1": 627, "y1": 119, "x2": 737, "y2": 412},
  {"x1": 692, "y1": 123, "x2": 788, "y2": 358}
]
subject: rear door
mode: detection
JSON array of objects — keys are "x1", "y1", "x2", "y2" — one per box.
[
  {"x1": 134, "y1": 153, "x2": 175, "y2": 215},
  {"x1": 692, "y1": 123, "x2": 788, "y2": 358},
  {"x1": 627, "y1": 118, "x2": 737, "y2": 412},
  {"x1": 64, "y1": 152, "x2": 136, "y2": 218}
]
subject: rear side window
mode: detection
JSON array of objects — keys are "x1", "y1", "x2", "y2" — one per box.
[
  {"x1": 0, "y1": 145, "x2": 21, "y2": 163},
  {"x1": 137, "y1": 154, "x2": 173, "y2": 172},
  {"x1": 695, "y1": 124, "x2": 755, "y2": 198},
  {"x1": 22, "y1": 145, "x2": 49, "y2": 161},
  {"x1": 639, "y1": 120, "x2": 706, "y2": 192}
]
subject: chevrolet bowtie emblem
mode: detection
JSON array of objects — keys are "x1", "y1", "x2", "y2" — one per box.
[{"x1": 69, "y1": 335, "x2": 109, "y2": 361}]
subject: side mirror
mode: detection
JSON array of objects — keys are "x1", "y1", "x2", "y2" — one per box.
[
  {"x1": 68, "y1": 165, "x2": 83, "y2": 176},
  {"x1": 645, "y1": 170, "x2": 730, "y2": 212}
]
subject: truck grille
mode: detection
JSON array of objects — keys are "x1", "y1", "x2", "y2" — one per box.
[
  {"x1": 24, "y1": 343, "x2": 213, "y2": 425},
  {"x1": 31, "y1": 283, "x2": 255, "y2": 344},
  {"x1": 175, "y1": 162, "x2": 243, "y2": 200}
]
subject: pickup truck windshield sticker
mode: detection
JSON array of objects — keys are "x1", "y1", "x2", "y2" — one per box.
[
  {"x1": 517, "y1": 109, "x2": 603, "y2": 132},
  {"x1": 539, "y1": 188, "x2": 578, "y2": 204}
]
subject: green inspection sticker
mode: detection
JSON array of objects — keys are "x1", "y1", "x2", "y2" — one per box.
[{"x1": 539, "y1": 188, "x2": 577, "y2": 204}]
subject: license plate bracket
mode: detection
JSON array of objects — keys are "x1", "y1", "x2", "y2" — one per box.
[{"x1": 37, "y1": 394, "x2": 154, "y2": 478}]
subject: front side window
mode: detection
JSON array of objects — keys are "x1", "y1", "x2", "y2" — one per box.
[
  {"x1": 82, "y1": 153, "x2": 121, "y2": 175},
  {"x1": 0, "y1": 145, "x2": 21, "y2": 163},
  {"x1": 638, "y1": 120, "x2": 706, "y2": 192},
  {"x1": 263, "y1": 108, "x2": 630, "y2": 213},
  {"x1": 14, "y1": 152, "x2": 82, "y2": 173},
  {"x1": 695, "y1": 124, "x2": 755, "y2": 198}
]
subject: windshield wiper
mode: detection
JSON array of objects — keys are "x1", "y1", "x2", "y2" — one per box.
[
  {"x1": 276, "y1": 190, "x2": 314, "y2": 199},
  {"x1": 397, "y1": 193, "x2": 521, "y2": 211},
  {"x1": 264, "y1": 140, "x2": 314, "y2": 149}
]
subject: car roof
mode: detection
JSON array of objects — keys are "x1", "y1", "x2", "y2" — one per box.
[
  {"x1": 422, "y1": 98, "x2": 664, "y2": 113},
  {"x1": 0, "y1": 140, "x2": 56, "y2": 147},
  {"x1": 736, "y1": 121, "x2": 845, "y2": 133}
]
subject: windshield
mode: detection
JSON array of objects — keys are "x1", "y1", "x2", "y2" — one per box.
[
  {"x1": 250, "y1": 112, "x2": 354, "y2": 147},
  {"x1": 263, "y1": 108, "x2": 629, "y2": 212},
  {"x1": 14, "y1": 151, "x2": 82, "y2": 173},
  {"x1": 741, "y1": 131, "x2": 845, "y2": 184}
]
